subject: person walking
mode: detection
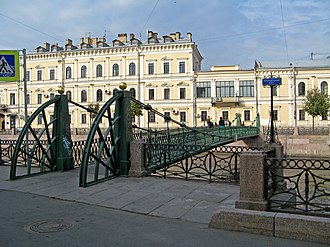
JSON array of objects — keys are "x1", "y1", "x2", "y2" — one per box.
[{"x1": 219, "y1": 117, "x2": 225, "y2": 128}]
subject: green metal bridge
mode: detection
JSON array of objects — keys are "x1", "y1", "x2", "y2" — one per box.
[{"x1": 9, "y1": 85, "x2": 260, "y2": 187}]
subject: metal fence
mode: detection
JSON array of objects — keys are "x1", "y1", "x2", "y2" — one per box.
[
  {"x1": 145, "y1": 144, "x2": 262, "y2": 184},
  {"x1": 265, "y1": 157, "x2": 330, "y2": 217}
]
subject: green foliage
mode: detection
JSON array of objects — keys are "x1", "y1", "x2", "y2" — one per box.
[
  {"x1": 88, "y1": 102, "x2": 100, "y2": 119},
  {"x1": 304, "y1": 88, "x2": 330, "y2": 118},
  {"x1": 131, "y1": 101, "x2": 143, "y2": 117}
]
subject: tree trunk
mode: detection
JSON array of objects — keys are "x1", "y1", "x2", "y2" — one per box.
[{"x1": 312, "y1": 116, "x2": 315, "y2": 134}]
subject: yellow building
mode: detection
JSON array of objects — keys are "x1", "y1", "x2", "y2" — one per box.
[
  {"x1": 0, "y1": 31, "x2": 202, "y2": 130},
  {"x1": 195, "y1": 61, "x2": 330, "y2": 128},
  {"x1": 0, "y1": 30, "x2": 330, "y2": 131}
]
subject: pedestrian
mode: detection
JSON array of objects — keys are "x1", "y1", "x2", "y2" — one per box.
[{"x1": 219, "y1": 117, "x2": 225, "y2": 128}]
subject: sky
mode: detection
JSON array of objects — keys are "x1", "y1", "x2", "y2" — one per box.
[{"x1": 1, "y1": 0, "x2": 329, "y2": 70}]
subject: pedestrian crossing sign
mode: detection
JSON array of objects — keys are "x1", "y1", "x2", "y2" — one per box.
[{"x1": 0, "y1": 50, "x2": 19, "y2": 81}]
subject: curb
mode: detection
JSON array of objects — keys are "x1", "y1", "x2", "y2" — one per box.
[{"x1": 208, "y1": 208, "x2": 330, "y2": 245}]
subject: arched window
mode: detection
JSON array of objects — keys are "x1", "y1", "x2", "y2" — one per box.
[
  {"x1": 130, "y1": 88, "x2": 136, "y2": 98},
  {"x1": 81, "y1": 90, "x2": 87, "y2": 102},
  {"x1": 298, "y1": 82, "x2": 305, "y2": 96},
  {"x1": 321, "y1": 81, "x2": 328, "y2": 95},
  {"x1": 81, "y1": 65, "x2": 87, "y2": 78},
  {"x1": 96, "y1": 89, "x2": 103, "y2": 102},
  {"x1": 96, "y1": 64, "x2": 102, "y2": 77},
  {"x1": 129, "y1": 62, "x2": 136, "y2": 76},
  {"x1": 66, "y1": 67, "x2": 72, "y2": 79},
  {"x1": 66, "y1": 90, "x2": 72, "y2": 101},
  {"x1": 113, "y1": 63, "x2": 119, "y2": 76}
]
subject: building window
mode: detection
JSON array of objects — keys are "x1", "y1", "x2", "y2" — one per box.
[
  {"x1": 222, "y1": 111, "x2": 229, "y2": 121},
  {"x1": 50, "y1": 93, "x2": 55, "y2": 99},
  {"x1": 50, "y1": 69, "x2": 55, "y2": 80},
  {"x1": 66, "y1": 67, "x2": 72, "y2": 79},
  {"x1": 96, "y1": 89, "x2": 103, "y2": 102},
  {"x1": 10, "y1": 93, "x2": 15, "y2": 105},
  {"x1": 96, "y1": 64, "x2": 102, "y2": 77},
  {"x1": 321, "y1": 81, "x2": 328, "y2": 95},
  {"x1": 196, "y1": 82, "x2": 211, "y2": 98},
  {"x1": 37, "y1": 70, "x2": 42, "y2": 81},
  {"x1": 179, "y1": 88, "x2": 186, "y2": 99},
  {"x1": 81, "y1": 90, "x2": 87, "y2": 102},
  {"x1": 298, "y1": 82, "x2": 305, "y2": 96},
  {"x1": 244, "y1": 110, "x2": 251, "y2": 121},
  {"x1": 164, "y1": 111, "x2": 170, "y2": 122},
  {"x1": 37, "y1": 114, "x2": 43, "y2": 124},
  {"x1": 273, "y1": 110, "x2": 278, "y2": 121},
  {"x1": 129, "y1": 62, "x2": 136, "y2": 76},
  {"x1": 81, "y1": 114, "x2": 87, "y2": 124},
  {"x1": 113, "y1": 63, "x2": 119, "y2": 76},
  {"x1": 201, "y1": 110, "x2": 207, "y2": 122},
  {"x1": 148, "y1": 111, "x2": 155, "y2": 123},
  {"x1": 66, "y1": 91, "x2": 72, "y2": 101},
  {"x1": 26, "y1": 71, "x2": 30, "y2": 81},
  {"x1": 81, "y1": 65, "x2": 87, "y2": 78},
  {"x1": 239, "y1": 80, "x2": 254, "y2": 97},
  {"x1": 216, "y1": 81, "x2": 234, "y2": 97},
  {"x1": 163, "y1": 62, "x2": 170, "y2": 74},
  {"x1": 180, "y1": 112, "x2": 186, "y2": 122},
  {"x1": 164, "y1": 88, "x2": 170, "y2": 100},
  {"x1": 299, "y1": 109, "x2": 305, "y2": 120},
  {"x1": 148, "y1": 63, "x2": 154, "y2": 75},
  {"x1": 37, "y1": 93, "x2": 42, "y2": 104},
  {"x1": 148, "y1": 89, "x2": 155, "y2": 100},
  {"x1": 26, "y1": 94, "x2": 30, "y2": 105},
  {"x1": 130, "y1": 88, "x2": 136, "y2": 98},
  {"x1": 179, "y1": 61, "x2": 185, "y2": 73}
]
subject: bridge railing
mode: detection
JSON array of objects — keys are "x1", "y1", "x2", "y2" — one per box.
[{"x1": 265, "y1": 157, "x2": 330, "y2": 217}]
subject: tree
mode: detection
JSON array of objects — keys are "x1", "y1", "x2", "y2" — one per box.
[
  {"x1": 88, "y1": 102, "x2": 100, "y2": 126},
  {"x1": 304, "y1": 88, "x2": 330, "y2": 131},
  {"x1": 130, "y1": 101, "x2": 143, "y2": 117}
]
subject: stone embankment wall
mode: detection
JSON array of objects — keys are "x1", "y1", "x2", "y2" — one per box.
[{"x1": 279, "y1": 134, "x2": 330, "y2": 158}]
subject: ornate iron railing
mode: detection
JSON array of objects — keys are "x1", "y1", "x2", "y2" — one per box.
[
  {"x1": 266, "y1": 158, "x2": 330, "y2": 217},
  {"x1": 146, "y1": 144, "x2": 262, "y2": 184}
]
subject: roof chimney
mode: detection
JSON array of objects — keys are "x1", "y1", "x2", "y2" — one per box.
[
  {"x1": 130, "y1": 33, "x2": 135, "y2": 41},
  {"x1": 175, "y1": 32, "x2": 181, "y2": 40},
  {"x1": 118, "y1": 33, "x2": 127, "y2": 43},
  {"x1": 148, "y1": 30, "x2": 153, "y2": 38},
  {"x1": 44, "y1": 42, "x2": 50, "y2": 51},
  {"x1": 187, "y1": 32, "x2": 192, "y2": 42},
  {"x1": 66, "y1": 39, "x2": 73, "y2": 46}
]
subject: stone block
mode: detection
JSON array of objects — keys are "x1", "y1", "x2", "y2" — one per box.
[
  {"x1": 209, "y1": 208, "x2": 275, "y2": 236},
  {"x1": 275, "y1": 213, "x2": 330, "y2": 245},
  {"x1": 129, "y1": 140, "x2": 147, "y2": 177}
]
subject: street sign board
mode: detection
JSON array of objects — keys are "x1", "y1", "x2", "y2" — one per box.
[
  {"x1": 262, "y1": 77, "x2": 282, "y2": 86},
  {"x1": 0, "y1": 50, "x2": 19, "y2": 81}
]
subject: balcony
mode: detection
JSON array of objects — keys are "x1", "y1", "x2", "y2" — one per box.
[{"x1": 211, "y1": 97, "x2": 239, "y2": 106}]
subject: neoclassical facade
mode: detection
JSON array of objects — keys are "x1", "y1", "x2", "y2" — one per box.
[{"x1": 0, "y1": 30, "x2": 330, "y2": 130}]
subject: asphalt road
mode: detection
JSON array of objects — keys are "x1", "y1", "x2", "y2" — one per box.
[{"x1": 0, "y1": 190, "x2": 328, "y2": 247}]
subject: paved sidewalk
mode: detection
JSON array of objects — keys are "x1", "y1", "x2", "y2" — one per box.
[{"x1": 0, "y1": 166, "x2": 239, "y2": 224}]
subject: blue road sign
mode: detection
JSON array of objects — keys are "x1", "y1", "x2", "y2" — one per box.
[
  {"x1": 262, "y1": 77, "x2": 282, "y2": 86},
  {"x1": 0, "y1": 50, "x2": 19, "y2": 81}
]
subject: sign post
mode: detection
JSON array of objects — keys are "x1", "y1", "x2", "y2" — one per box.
[{"x1": 262, "y1": 76, "x2": 282, "y2": 143}]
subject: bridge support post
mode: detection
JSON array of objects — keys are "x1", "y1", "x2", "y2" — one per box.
[
  {"x1": 129, "y1": 140, "x2": 147, "y2": 177},
  {"x1": 52, "y1": 94, "x2": 74, "y2": 171},
  {"x1": 115, "y1": 89, "x2": 133, "y2": 176},
  {"x1": 235, "y1": 150, "x2": 268, "y2": 211}
]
